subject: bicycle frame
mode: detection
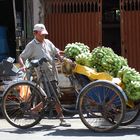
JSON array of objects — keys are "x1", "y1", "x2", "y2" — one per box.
[{"x1": 31, "y1": 61, "x2": 61, "y2": 103}]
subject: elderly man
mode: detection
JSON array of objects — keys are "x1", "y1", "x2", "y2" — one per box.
[{"x1": 19, "y1": 23, "x2": 71, "y2": 127}]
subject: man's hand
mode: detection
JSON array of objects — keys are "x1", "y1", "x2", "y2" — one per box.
[
  {"x1": 18, "y1": 56, "x2": 27, "y2": 72},
  {"x1": 19, "y1": 65, "x2": 26, "y2": 72}
]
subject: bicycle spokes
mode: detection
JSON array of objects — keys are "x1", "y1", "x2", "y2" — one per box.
[{"x1": 2, "y1": 82, "x2": 44, "y2": 129}]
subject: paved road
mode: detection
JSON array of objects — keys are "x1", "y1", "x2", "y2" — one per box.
[{"x1": 0, "y1": 115, "x2": 140, "y2": 140}]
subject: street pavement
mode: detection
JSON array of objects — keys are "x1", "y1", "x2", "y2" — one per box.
[{"x1": 0, "y1": 115, "x2": 140, "y2": 140}]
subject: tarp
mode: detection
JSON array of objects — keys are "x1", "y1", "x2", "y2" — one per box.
[{"x1": 73, "y1": 64, "x2": 113, "y2": 81}]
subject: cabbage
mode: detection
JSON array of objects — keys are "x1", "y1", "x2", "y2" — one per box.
[
  {"x1": 118, "y1": 66, "x2": 140, "y2": 101},
  {"x1": 75, "y1": 52, "x2": 92, "y2": 67},
  {"x1": 90, "y1": 46, "x2": 128, "y2": 77},
  {"x1": 64, "y1": 42, "x2": 90, "y2": 59}
]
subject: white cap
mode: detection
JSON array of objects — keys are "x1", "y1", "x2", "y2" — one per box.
[{"x1": 33, "y1": 24, "x2": 48, "y2": 35}]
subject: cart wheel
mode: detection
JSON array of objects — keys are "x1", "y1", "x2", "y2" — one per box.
[
  {"x1": 120, "y1": 106, "x2": 140, "y2": 126},
  {"x1": 78, "y1": 80, "x2": 126, "y2": 132},
  {"x1": 106, "y1": 105, "x2": 140, "y2": 126}
]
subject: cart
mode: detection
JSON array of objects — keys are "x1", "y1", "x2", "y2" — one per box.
[
  {"x1": 59, "y1": 59, "x2": 130, "y2": 132},
  {"x1": 1, "y1": 57, "x2": 136, "y2": 132},
  {"x1": 65, "y1": 59, "x2": 140, "y2": 132}
]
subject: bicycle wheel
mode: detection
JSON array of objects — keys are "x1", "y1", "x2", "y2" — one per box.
[
  {"x1": 1, "y1": 80, "x2": 45, "y2": 129},
  {"x1": 78, "y1": 80, "x2": 126, "y2": 132}
]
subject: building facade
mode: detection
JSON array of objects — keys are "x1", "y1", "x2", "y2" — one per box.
[
  {"x1": 44, "y1": 0, "x2": 140, "y2": 72},
  {"x1": 0, "y1": 0, "x2": 140, "y2": 72}
]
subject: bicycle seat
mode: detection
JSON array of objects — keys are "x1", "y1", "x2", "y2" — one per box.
[{"x1": 30, "y1": 57, "x2": 48, "y2": 67}]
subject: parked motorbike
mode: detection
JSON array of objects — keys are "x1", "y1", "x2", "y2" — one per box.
[{"x1": 0, "y1": 57, "x2": 25, "y2": 114}]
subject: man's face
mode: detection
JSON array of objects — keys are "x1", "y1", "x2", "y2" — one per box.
[{"x1": 34, "y1": 31, "x2": 46, "y2": 43}]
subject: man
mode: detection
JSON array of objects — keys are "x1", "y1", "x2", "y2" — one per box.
[{"x1": 19, "y1": 23, "x2": 71, "y2": 127}]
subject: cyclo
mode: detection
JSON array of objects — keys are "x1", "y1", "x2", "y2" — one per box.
[{"x1": 1, "y1": 57, "x2": 137, "y2": 132}]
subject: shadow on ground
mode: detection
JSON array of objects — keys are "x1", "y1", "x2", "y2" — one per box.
[{"x1": 1, "y1": 123, "x2": 140, "y2": 137}]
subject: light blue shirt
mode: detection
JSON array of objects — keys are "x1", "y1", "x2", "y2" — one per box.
[{"x1": 20, "y1": 39, "x2": 59, "y2": 81}]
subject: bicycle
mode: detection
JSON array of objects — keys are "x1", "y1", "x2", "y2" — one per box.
[{"x1": 1, "y1": 57, "x2": 126, "y2": 132}]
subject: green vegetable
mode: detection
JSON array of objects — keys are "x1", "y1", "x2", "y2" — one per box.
[
  {"x1": 118, "y1": 66, "x2": 140, "y2": 101},
  {"x1": 90, "y1": 46, "x2": 128, "y2": 77},
  {"x1": 75, "y1": 52, "x2": 92, "y2": 67},
  {"x1": 64, "y1": 42, "x2": 90, "y2": 59},
  {"x1": 64, "y1": 44, "x2": 140, "y2": 101}
]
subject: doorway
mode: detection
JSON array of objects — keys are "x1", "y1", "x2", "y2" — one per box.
[
  {"x1": 0, "y1": 0, "x2": 16, "y2": 61},
  {"x1": 102, "y1": 0, "x2": 121, "y2": 55},
  {"x1": 0, "y1": 0, "x2": 24, "y2": 62}
]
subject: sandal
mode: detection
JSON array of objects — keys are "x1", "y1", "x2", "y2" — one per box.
[{"x1": 59, "y1": 120, "x2": 71, "y2": 127}]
